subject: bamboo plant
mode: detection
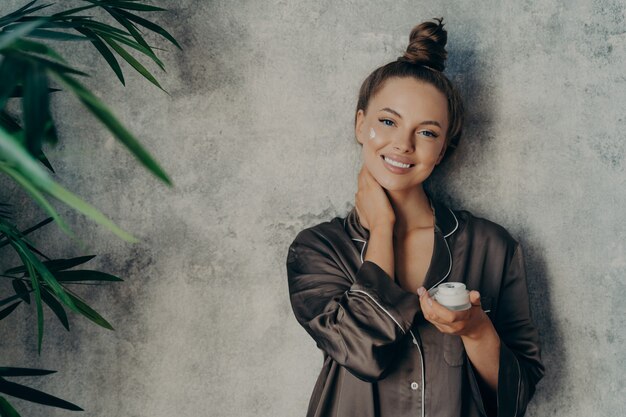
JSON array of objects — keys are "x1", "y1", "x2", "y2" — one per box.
[{"x1": 0, "y1": 1, "x2": 181, "y2": 414}]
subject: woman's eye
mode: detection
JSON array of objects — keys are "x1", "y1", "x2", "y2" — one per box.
[
  {"x1": 419, "y1": 130, "x2": 438, "y2": 138},
  {"x1": 379, "y1": 118, "x2": 395, "y2": 127}
]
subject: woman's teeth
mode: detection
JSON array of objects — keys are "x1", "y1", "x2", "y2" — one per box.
[{"x1": 383, "y1": 156, "x2": 413, "y2": 168}]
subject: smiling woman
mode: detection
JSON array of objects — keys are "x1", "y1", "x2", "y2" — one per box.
[
  {"x1": 355, "y1": 79, "x2": 449, "y2": 191},
  {"x1": 286, "y1": 17, "x2": 544, "y2": 417}
]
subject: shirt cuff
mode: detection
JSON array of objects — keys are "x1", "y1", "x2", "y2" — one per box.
[
  {"x1": 467, "y1": 340, "x2": 521, "y2": 417},
  {"x1": 349, "y1": 260, "x2": 422, "y2": 334}
]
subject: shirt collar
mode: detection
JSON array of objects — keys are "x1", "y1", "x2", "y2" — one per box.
[
  {"x1": 343, "y1": 194, "x2": 459, "y2": 241},
  {"x1": 342, "y1": 193, "x2": 459, "y2": 290}
]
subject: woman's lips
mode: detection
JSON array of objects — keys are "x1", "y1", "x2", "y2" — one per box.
[{"x1": 381, "y1": 155, "x2": 414, "y2": 174}]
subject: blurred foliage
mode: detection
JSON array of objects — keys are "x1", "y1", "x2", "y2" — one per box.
[{"x1": 0, "y1": 1, "x2": 181, "y2": 414}]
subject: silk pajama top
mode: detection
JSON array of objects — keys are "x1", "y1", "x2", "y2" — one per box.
[{"x1": 285, "y1": 195, "x2": 544, "y2": 417}]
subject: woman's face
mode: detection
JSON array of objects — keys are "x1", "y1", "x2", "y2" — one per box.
[{"x1": 355, "y1": 77, "x2": 449, "y2": 192}]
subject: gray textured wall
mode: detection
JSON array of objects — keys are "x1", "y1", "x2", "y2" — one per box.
[{"x1": 1, "y1": 0, "x2": 624, "y2": 416}]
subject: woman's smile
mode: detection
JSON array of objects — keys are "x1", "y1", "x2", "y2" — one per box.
[{"x1": 381, "y1": 155, "x2": 415, "y2": 174}]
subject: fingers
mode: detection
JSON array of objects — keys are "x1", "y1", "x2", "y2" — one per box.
[
  {"x1": 469, "y1": 290, "x2": 481, "y2": 306},
  {"x1": 418, "y1": 287, "x2": 457, "y2": 322},
  {"x1": 418, "y1": 286, "x2": 470, "y2": 327}
]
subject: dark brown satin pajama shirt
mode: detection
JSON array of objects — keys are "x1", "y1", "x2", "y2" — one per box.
[{"x1": 285, "y1": 195, "x2": 544, "y2": 417}]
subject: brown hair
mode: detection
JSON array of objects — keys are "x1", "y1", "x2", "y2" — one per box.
[{"x1": 354, "y1": 17, "x2": 465, "y2": 163}]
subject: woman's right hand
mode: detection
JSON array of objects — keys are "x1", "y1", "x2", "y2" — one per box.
[{"x1": 355, "y1": 164, "x2": 396, "y2": 232}]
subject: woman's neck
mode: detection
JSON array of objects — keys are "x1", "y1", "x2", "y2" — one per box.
[{"x1": 386, "y1": 185, "x2": 434, "y2": 238}]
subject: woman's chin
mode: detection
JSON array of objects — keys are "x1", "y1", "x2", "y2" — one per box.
[
  {"x1": 384, "y1": 185, "x2": 417, "y2": 193},
  {"x1": 376, "y1": 178, "x2": 419, "y2": 193}
]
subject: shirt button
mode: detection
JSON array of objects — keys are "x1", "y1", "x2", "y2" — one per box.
[{"x1": 410, "y1": 381, "x2": 419, "y2": 390}]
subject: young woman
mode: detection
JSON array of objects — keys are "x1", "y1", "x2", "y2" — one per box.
[{"x1": 286, "y1": 18, "x2": 544, "y2": 417}]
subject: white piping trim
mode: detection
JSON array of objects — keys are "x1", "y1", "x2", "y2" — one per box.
[
  {"x1": 350, "y1": 238, "x2": 406, "y2": 334},
  {"x1": 514, "y1": 354, "x2": 521, "y2": 417},
  {"x1": 444, "y1": 208, "x2": 459, "y2": 238},
  {"x1": 426, "y1": 233, "x2": 453, "y2": 291},
  {"x1": 346, "y1": 203, "x2": 456, "y2": 417},
  {"x1": 409, "y1": 329, "x2": 426, "y2": 417},
  {"x1": 351, "y1": 238, "x2": 367, "y2": 264},
  {"x1": 348, "y1": 289, "x2": 406, "y2": 335}
]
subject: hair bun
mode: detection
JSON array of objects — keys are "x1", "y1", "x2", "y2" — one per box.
[{"x1": 398, "y1": 17, "x2": 448, "y2": 72}]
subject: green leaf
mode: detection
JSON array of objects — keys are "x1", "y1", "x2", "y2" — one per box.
[
  {"x1": 0, "y1": 368, "x2": 56, "y2": 377},
  {"x1": 11, "y1": 279, "x2": 30, "y2": 304},
  {"x1": 100, "y1": 35, "x2": 164, "y2": 90},
  {"x1": 0, "y1": 214, "x2": 54, "y2": 257},
  {"x1": 0, "y1": 56, "x2": 24, "y2": 110},
  {"x1": 0, "y1": 301, "x2": 21, "y2": 321},
  {"x1": 0, "y1": 128, "x2": 139, "y2": 242},
  {"x1": 50, "y1": 180, "x2": 141, "y2": 242},
  {"x1": 0, "y1": 396, "x2": 20, "y2": 417},
  {"x1": 22, "y1": 61, "x2": 51, "y2": 156},
  {"x1": 112, "y1": 7, "x2": 182, "y2": 50},
  {"x1": 0, "y1": 107, "x2": 57, "y2": 165},
  {"x1": 14, "y1": 244, "x2": 77, "y2": 312},
  {"x1": 23, "y1": 260, "x2": 44, "y2": 354},
  {"x1": 74, "y1": 26, "x2": 125, "y2": 85},
  {"x1": 64, "y1": 290, "x2": 114, "y2": 330},
  {"x1": 35, "y1": 143, "x2": 57, "y2": 169},
  {"x1": 91, "y1": 26, "x2": 165, "y2": 70},
  {"x1": 5, "y1": 255, "x2": 96, "y2": 275},
  {"x1": 0, "y1": 378, "x2": 83, "y2": 411},
  {"x1": 0, "y1": 291, "x2": 33, "y2": 308},
  {"x1": 52, "y1": 4, "x2": 100, "y2": 18},
  {"x1": 7, "y1": 38, "x2": 68, "y2": 63},
  {"x1": 55, "y1": 270, "x2": 123, "y2": 282},
  {"x1": 0, "y1": 18, "x2": 49, "y2": 49},
  {"x1": 0, "y1": 2, "x2": 52, "y2": 28},
  {"x1": 9, "y1": 86, "x2": 39, "y2": 98},
  {"x1": 0, "y1": 224, "x2": 76, "y2": 314},
  {"x1": 0, "y1": 163, "x2": 75, "y2": 239},
  {"x1": 68, "y1": 17, "x2": 134, "y2": 37},
  {"x1": 0, "y1": 216, "x2": 54, "y2": 251},
  {"x1": 0, "y1": 0, "x2": 38, "y2": 26},
  {"x1": 25, "y1": 29, "x2": 88, "y2": 41},
  {"x1": 6, "y1": 51, "x2": 89, "y2": 76},
  {"x1": 0, "y1": 111, "x2": 21, "y2": 133},
  {"x1": 0, "y1": 130, "x2": 52, "y2": 190},
  {"x1": 40, "y1": 287, "x2": 69, "y2": 330},
  {"x1": 48, "y1": 72, "x2": 172, "y2": 186},
  {"x1": 107, "y1": 8, "x2": 165, "y2": 71},
  {"x1": 85, "y1": 0, "x2": 167, "y2": 12}
]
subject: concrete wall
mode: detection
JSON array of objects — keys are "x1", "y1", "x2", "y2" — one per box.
[{"x1": 1, "y1": 0, "x2": 624, "y2": 416}]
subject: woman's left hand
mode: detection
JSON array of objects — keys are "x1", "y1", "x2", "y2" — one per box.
[{"x1": 416, "y1": 287, "x2": 490, "y2": 340}]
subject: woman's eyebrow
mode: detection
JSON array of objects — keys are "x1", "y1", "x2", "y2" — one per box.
[
  {"x1": 380, "y1": 107, "x2": 403, "y2": 118},
  {"x1": 419, "y1": 120, "x2": 442, "y2": 128},
  {"x1": 379, "y1": 107, "x2": 442, "y2": 128}
]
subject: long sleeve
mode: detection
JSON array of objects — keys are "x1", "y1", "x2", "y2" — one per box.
[
  {"x1": 467, "y1": 242, "x2": 545, "y2": 417},
  {"x1": 286, "y1": 228, "x2": 422, "y2": 382}
]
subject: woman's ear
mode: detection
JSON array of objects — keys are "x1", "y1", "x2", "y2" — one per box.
[{"x1": 355, "y1": 109, "x2": 365, "y2": 145}]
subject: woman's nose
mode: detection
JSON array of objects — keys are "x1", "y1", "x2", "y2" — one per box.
[{"x1": 391, "y1": 133, "x2": 414, "y2": 153}]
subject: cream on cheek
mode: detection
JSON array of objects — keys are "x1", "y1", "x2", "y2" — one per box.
[
  {"x1": 364, "y1": 126, "x2": 387, "y2": 169},
  {"x1": 364, "y1": 127, "x2": 382, "y2": 166},
  {"x1": 361, "y1": 128, "x2": 388, "y2": 184}
]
